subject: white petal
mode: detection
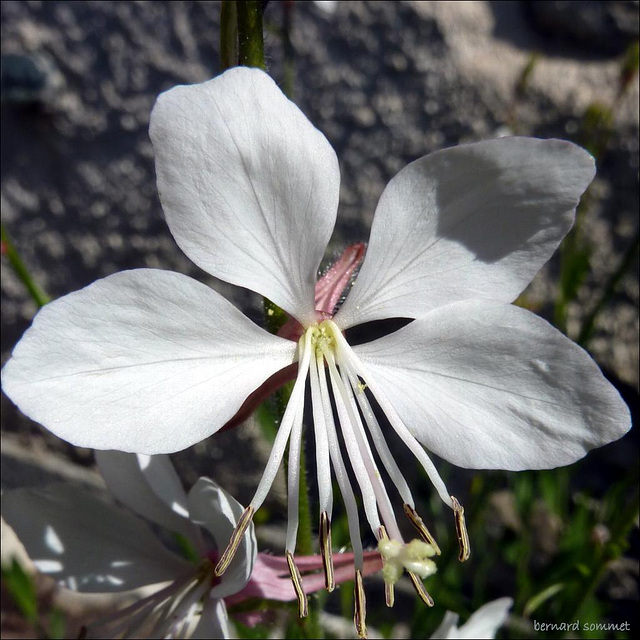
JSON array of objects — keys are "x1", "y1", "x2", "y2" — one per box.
[
  {"x1": 336, "y1": 138, "x2": 595, "y2": 328},
  {"x1": 150, "y1": 67, "x2": 340, "y2": 326},
  {"x1": 1, "y1": 269, "x2": 297, "y2": 454},
  {"x1": 1, "y1": 485, "x2": 190, "y2": 593},
  {"x1": 430, "y1": 611, "x2": 461, "y2": 639},
  {"x1": 354, "y1": 300, "x2": 630, "y2": 470},
  {"x1": 95, "y1": 451, "x2": 204, "y2": 552},
  {"x1": 456, "y1": 598, "x2": 513, "y2": 639},
  {"x1": 191, "y1": 597, "x2": 230, "y2": 639},
  {"x1": 188, "y1": 478, "x2": 257, "y2": 598}
]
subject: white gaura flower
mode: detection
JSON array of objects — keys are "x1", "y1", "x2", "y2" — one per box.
[
  {"x1": 1, "y1": 67, "x2": 630, "y2": 634},
  {"x1": 430, "y1": 598, "x2": 513, "y2": 639},
  {"x1": 3, "y1": 451, "x2": 383, "y2": 637},
  {"x1": 2, "y1": 452, "x2": 256, "y2": 639}
]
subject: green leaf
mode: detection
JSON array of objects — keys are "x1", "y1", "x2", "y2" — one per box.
[
  {"x1": 48, "y1": 608, "x2": 66, "y2": 640},
  {"x1": 523, "y1": 583, "x2": 565, "y2": 617},
  {"x1": 1, "y1": 557, "x2": 38, "y2": 624}
]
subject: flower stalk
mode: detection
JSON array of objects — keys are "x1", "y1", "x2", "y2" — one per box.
[
  {"x1": 219, "y1": 1, "x2": 238, "y2": 71},
  {"x1": 236, "y1": 1, "x2": 265, "y2": 69}
]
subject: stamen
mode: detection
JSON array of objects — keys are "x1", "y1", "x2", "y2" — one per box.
[
  {"x1": 320, "y1": 510, "x2": 335, "y2": 592},
  {"x1": 452, "y1": 495, "x2": 471, "y2": 562},
  {"x1": 354, "y1": 568, "x2": 367, "y2": 639},
  {"x1": 338, "y1": 362, "x2": 407, "y2": 541},
  {"x1": 310, "y1": 345, "x2": 335, "y2": 591},
  {"x1": 248, "y1": 331, "x2": 313, "y2": 513},
  {"x1": 407, "y1": 572, "x2": 435, "y2": 607},
  {"x1": 403, "y1": 503, "x2": 441, "y2": 555},
  {"x1": 327, "y1": 348, "x2": 406, "y2": 542},
  {"x1": 214, "y1": 506, "x2": 254, "y2": 577},
  {"x1": 343, "y1": 363, "x2": 415, "y2": 507},
  {"x1": 314, "y1": 355, "x2": 364, "y2": 567},
  {"x1": 327, "y1": 323, "x2": 453, "y2": 509},
  {"x1": 376, "y1": 526, "x2": 394, "y2": 608},
  {"x1": 310, "y1": 344, "x2": 333, "y2": 517},
  {"x1": 325, "y1": 349, "x2": 382, "y2": 535},
  {"x1": 285, "y1": 397, "x2": 305, "y2": 553},
  {"x1": 286, "y1": 551, "x2": 309, "y2": 618},
  {"x1": 215, "y1": 332, "x2": 312, "y2": 577}
]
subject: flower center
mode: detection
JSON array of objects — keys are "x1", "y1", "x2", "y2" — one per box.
[{"x1": 308, "y1": 319, "x2": 339, "y2": 359}]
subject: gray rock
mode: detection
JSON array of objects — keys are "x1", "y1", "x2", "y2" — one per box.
[{"x1": 527, "y1": 0, "x2": 640, "y2": 55}]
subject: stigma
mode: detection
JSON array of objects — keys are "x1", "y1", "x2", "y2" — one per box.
[{"x1": 378, "y1": 538, "x2": 437, "y2": 585}]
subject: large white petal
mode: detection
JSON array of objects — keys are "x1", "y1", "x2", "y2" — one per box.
[
  {"x1": 1, "y1": 269, "x2": 297, "y2": 454},
  {"x1": 95, "y1": 451, "x2": 204, "y2": 552},
  {"x1": 336, "y1": 138, "x2": 595, "y2": 329},
  {"x1": 354, "y1": 300, "x2": 630, "y2": 470},
  {"x1": 1, "y1": 485, "x2": 191, "y2": 593},
  {"x1": 188, "y1": 478, "x2": 257, "y2": 599},
  {"x1": 150, "y1": 67, "x2": 340, "y2": 326}
]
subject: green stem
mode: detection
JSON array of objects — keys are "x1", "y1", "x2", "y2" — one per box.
[
  {"x1": 220, "y1": 1, "x2": 239, "y2": 71},
  {"x1": 236, "y1": 1, "x2": 265, "y2": 69},
  {"x1": 296, "y1": 443, "x2": 314, "y2": 556},
  {"x1": 227, "y1": 4, "x2": 320, "y2": 632},
  {"x1": 1, "y1": 224, "x2": 49, "y2": 308}
]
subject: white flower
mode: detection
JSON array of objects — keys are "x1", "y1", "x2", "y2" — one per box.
[
  {"x1": 1, "y1": 67, "x2": 630, "y2": 632},
  {"x1": 1, "y1": 452, "x2": 257, "y2": 638},
  {"x1": 431, "y1": 597, "x2": 513, "y2": 639}
]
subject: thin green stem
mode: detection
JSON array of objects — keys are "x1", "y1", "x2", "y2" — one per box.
[
  {"x1": 1, "y1": 224, "x2": 49, "y2": 308},
  {"x1": 237, "y1": 1, "x2": 265, "y2": 69},
  {"x1": 295, "y1": 443, "x2": 314, "y2": 557},
  {"x1": 220, "y1": 1, "x2": 239, "y2": 71},
  {"x1": 227, "y1": 4, "x2": 320, "y2": 632}
]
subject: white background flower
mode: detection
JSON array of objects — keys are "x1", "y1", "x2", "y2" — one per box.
[
  {"x1": 2, "y1": 452, "x2": 256, "y2": 638},
  {"x1": 431, "y1": 597, "x2": 513, "y2": 639}
]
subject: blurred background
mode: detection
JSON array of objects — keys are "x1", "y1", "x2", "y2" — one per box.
[{"x1": 1, "y1": 1, "x2": 638, "y2": 638}]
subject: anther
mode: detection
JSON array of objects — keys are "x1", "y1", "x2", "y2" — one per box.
[
  {"x1": 451, "y1": 496, "x2": 470, "y2": 562},
  {"x1": 320, "y1": 511, "x2": 335, "y2": 592},
  {"x1": 376, "y1": 526, "x2": 394, "y2": 607},
  {"x1": 214, "y1": 506, "x2": 254, "y2": 577},
  {"x1": 407, "y1": 571, "x2": 435, "y2": 607},
  {"x1": 286, "y1": 551, "x2": 308, "y2": 618},
  {"x1": 403, "y1": 503, "x2": 441, "y2": 555},
  {"x1": 354, "y1": 568, "x2": 367, "y2": 639}
]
